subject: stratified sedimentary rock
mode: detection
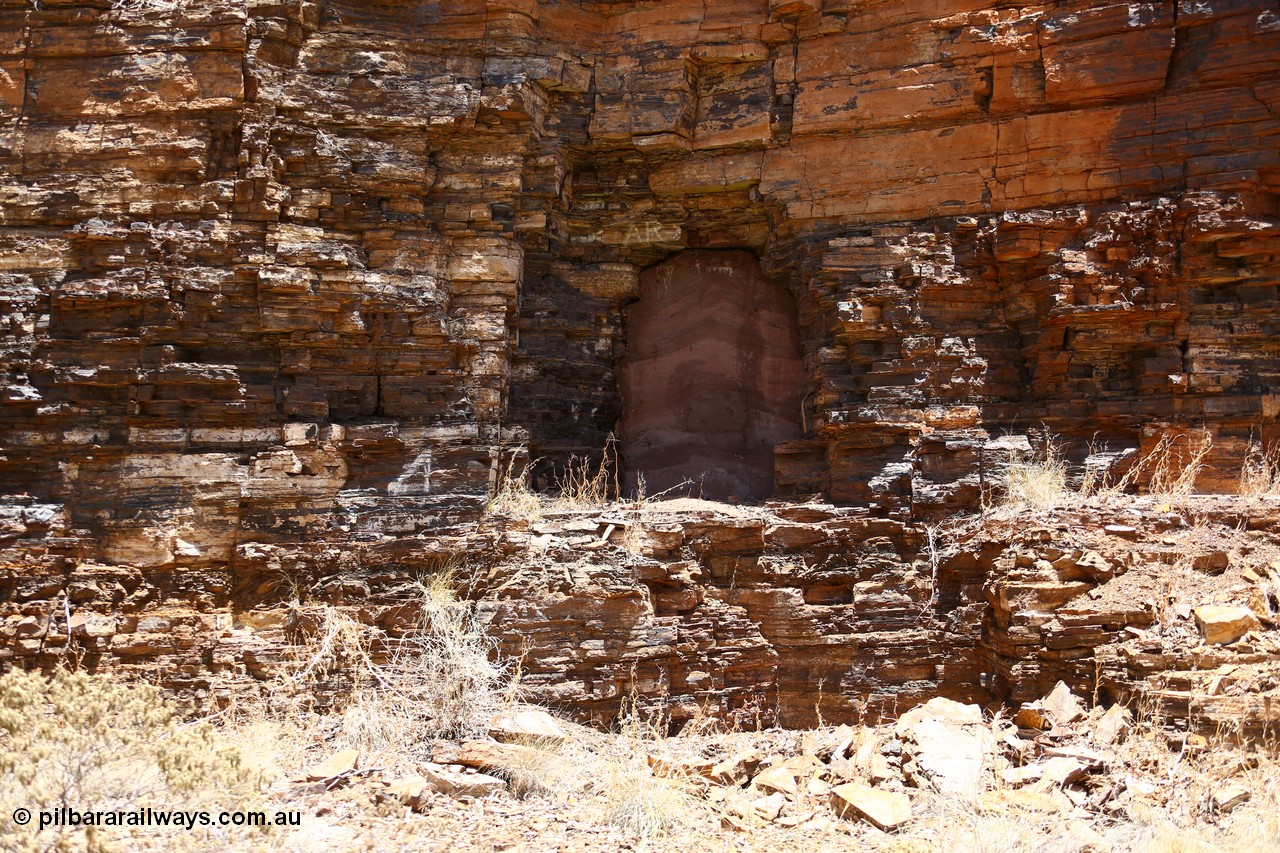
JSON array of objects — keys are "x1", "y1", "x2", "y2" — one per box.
[{"x1": 0, "y1": 1, "x2": 1277, "y2": 722}]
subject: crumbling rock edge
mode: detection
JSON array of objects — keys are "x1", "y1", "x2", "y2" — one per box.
[{"x1": 4, "y1": 495, "x2": 1277, "y2": 741}]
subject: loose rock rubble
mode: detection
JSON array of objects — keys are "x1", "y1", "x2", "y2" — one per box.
[
  {"x1": 263, "y1": 680, "x2": 1276, "y2": 851},
  {"x1": 4, "y1": 495, "x2": 1278, "y2": 743}
]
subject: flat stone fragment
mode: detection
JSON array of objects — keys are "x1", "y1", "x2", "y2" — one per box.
[
  {"x1": 383, "y1": 776, "x2": 431, "y2": 809},
  {"x1": 1001, "y1": 764, "x2": 1044, "y2": 786},
  {"x1": 306, "y1": 748, "x2": 359, "y2": 781},
  {"x1": 752, "y1": 765, "x2": 799, "y2": 798},
  {"x1": 896, "y1": 701, "x2": 996, "y2": 796},
  {"x1": 978, "y1": 788, "x2": 1069, "y2": 815},
  {"x1": 649, "y1": 754, "x2": 718, "y2": 780},
  {"x1": 1211, "y1": 785, "x2": 1251, "y2": 813},
  {"x1": 752, "y1": 792, "x2": 787, "y2": 821},
  {"x1": 711, "y1": 749, "x2": 763, "y2": 786},
  {"x1": 1094, "y1": 704, "x2": 1131, "y2": 745},
  {"x1": 1013, "y1": 706, "x2": 1049, "y2": 730},
  {"x1": 490, "y1": 708, "x2": 568, "y2": 743},
  {"x1": 831, "y1": 783, "x2": 912, "y2": 830},
  {"x1": 1193, "y1": 605, "x2": 1260, "y2": 645},
  {"x1": 434, "y1": 739, "x2": 558, "y2": 778},
  {"x1": 421, "y1": 762, "x2": 508, "y2": 798},
  {"x1": 1040, "y1": 756, "x2": 1088, "y2": 785},
  {"x1": 902, "y1": 719, "x2": 994, "y2": 794},
  {"x1": 1040, "y1": 681, "x2": 1087, "y2": 725},
  {"x1": 895, "y1": 697, "x2": 985, "y2": 730}
]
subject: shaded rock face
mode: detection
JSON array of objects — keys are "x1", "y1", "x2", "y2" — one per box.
[
  {"x1": 620, "y1": 250, "x2": 804, "y2": 501},
  {"x1": 0, "y1": 1, "x2": 1277, "y2": 721}
]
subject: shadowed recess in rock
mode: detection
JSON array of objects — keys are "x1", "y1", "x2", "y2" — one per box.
[{"x1": 619, "y1": 250, "x2": 804, "y2": 501}]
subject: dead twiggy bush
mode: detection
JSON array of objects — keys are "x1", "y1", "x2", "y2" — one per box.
[{"x1": 276, "y1": 570, "x2": 510, "y2": 766}]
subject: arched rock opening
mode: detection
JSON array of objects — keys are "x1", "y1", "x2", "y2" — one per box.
[{"x1": 619, "y1": 250, "x2": 805, "y2": 501}]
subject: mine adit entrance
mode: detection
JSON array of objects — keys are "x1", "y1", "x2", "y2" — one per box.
[{"x1": 618, "y1": 250, "x2": 805, "y2": 502}]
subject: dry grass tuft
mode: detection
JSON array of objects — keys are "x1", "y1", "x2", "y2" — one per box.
[
  {"x1": 493, "y1": 700, "x2": 712, "y2": 842},
  {"x1": 487, "y1": 438, "x2": 707, "y2": 535},
  {"x1": 1144, "y1": 431, "x2": 1213, "y2": 501},
  {"x1": 488, "y1": 449, "x2": 543, "y2": 517},
  {"x1": 999, "y1": 431, "x2": 1218, "y2": 511},
  {"x1": 548, "y1": 434, "x2": 620, "y2": 510},
  {"x1": 1002, "y1": 442, "x2": 1070, "y2": 509},
  {"x1": 592, "y1": 704, "x2": 710, "y2": 839},
  {"x1": 487, "y1": 437, "x2": 620, "y2": 518},
  {"x1": 912, "y1": 793, "x2": 1066, "y2": 852},
  {"x1": 1240, "y1": 442, "x2": 1280, "y2": 498}
]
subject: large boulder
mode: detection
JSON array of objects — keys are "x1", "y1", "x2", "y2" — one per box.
[{"x1": 895, "y1": 698, "x2": 995, "y2": 795}]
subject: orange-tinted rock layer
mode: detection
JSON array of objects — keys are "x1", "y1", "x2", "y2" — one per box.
[{"x1": 0, "y1": 1, "x2": 1277, "y2": 722}]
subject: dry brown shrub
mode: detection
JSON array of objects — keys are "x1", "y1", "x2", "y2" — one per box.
[{"x1": 274, "y1": 570, "x2": 511, "y2": 766}]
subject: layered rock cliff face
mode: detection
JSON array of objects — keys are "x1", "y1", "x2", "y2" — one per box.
[{"x1": 0, "y1": 1, "x2": 1277, "y2": 723}]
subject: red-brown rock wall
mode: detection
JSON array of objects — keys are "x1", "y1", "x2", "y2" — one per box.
[
  {"x1": 0, "y1": 0, "x2": 1276, "y2": 721},
  {"x1": 619, "y1": 250, "x2": 805, "y2": 501}
]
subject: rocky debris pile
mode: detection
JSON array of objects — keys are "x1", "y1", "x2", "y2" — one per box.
[
  {"x1": 685, "y1": 690, "x2": 1121, "y2": 833},
  {"x1": 965, "y1": 499, "x2": 1280, "y2": 737},
  {"x1": 285, "y1": 711, "x2": 573, "y2": 809},
  {"x1": 279, "y1": 683, "x2": 1272, "y2": 848}
]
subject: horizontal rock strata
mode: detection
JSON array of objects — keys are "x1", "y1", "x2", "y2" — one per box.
[
  {"x1": 0, "y1": 0, "x2": 1277, "y2": 723},
  {"x1": 4, "y1": 496, "x2": 1276, "y2": 738}
]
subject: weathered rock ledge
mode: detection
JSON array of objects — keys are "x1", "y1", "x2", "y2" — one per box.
[{"x1": 4, "y1": 495, "x2": 1276, "y2": 738}]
